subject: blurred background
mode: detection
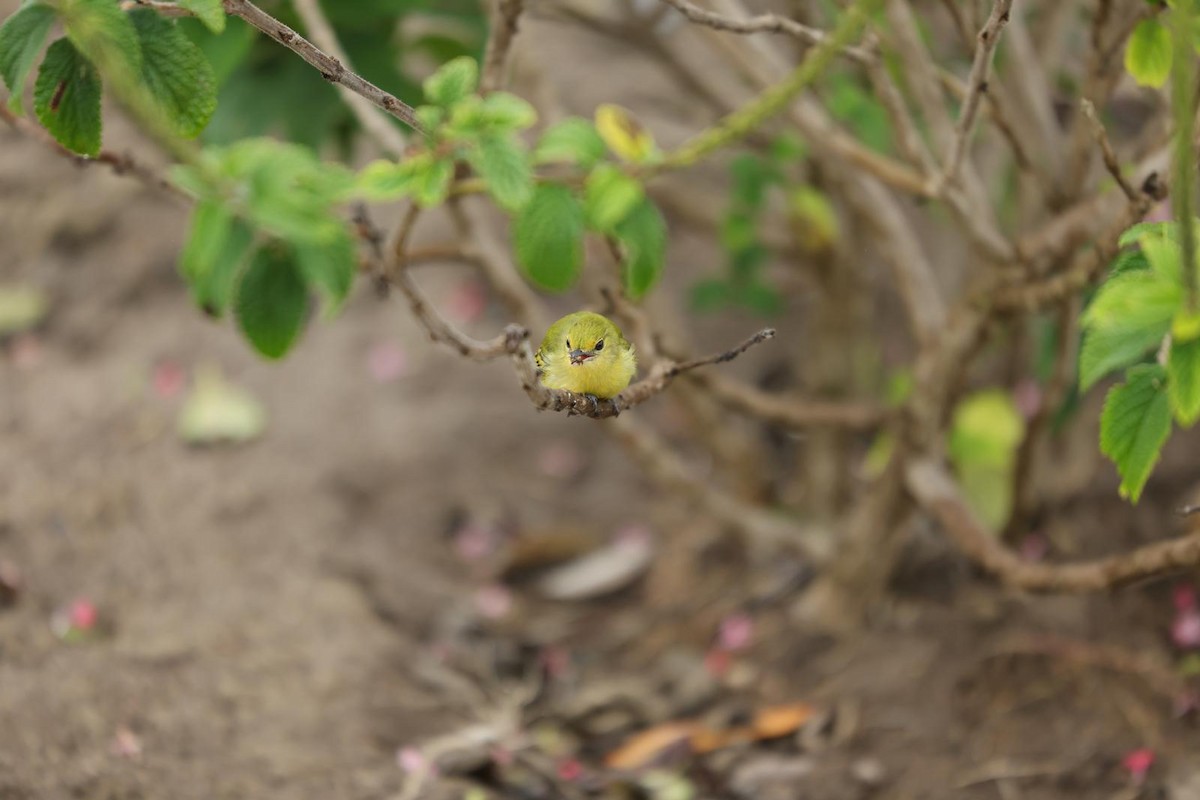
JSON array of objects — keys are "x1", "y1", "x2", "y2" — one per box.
[{"x1": 3, "y1": 0, "x2": 1200, "y2": 798}]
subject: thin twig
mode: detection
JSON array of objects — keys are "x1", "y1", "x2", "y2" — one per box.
[
  {"x1": 929, "y1": 0, "x2": 1014, "y2": 195},
  {"x1": 292, "y1": 0, "x2": 407, "y2": 156},
  {"x1": 0, "y1": 105, "x2": 184, "y2": 198},
  {"x1": 221, "y1": 0, "x2": 424, "y2": 134},
  {"x1": 906, "y1": 458, "x2": 1200, "y2": 592},
  {"x1": 692, "y1": 372, "x2": 886, "y2": 430},
  {"x1": 481, "y1": 0, "x2": 526, "y2": 93},
  {"x1": 1080, "y1": 99, "x2": 1137, "y2": 201},
  {"x1": 657, "y1": 0, "x2": 874, "y2": 63}
]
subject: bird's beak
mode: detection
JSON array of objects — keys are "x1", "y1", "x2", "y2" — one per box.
[{"x1": 569, "y1": 348, "x2": 593, "y2": 365}]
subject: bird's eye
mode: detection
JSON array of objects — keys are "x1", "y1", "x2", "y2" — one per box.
[
  {"x1": 595, "y1": 339, "x2": 605, "y2": 351},
  {"x1": 565, "y1": 339, "x2": 571, "y2": 349}
]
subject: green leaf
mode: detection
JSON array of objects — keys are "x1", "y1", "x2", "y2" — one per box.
[
  {"x1": 295, "y1": 228, "x2": 357, "y2": 316},
  {"x1": 178, "y1": 0, "x2": 225, "y2": 33},
  {"x1": 1100, "y1": 364, "x2": 1172, "y2": 502},
  {"x1": 468, "y1": 133, "x2": 532, "y2": 211},
  {"x1": 613, "y1": 197, "x2": 667, "y2": 299},
  {"x1": 423, "y1": 55, "x2": 477, "y2": 106},
  {"x1": 1109, "y1": 247, "x2": 1151, "y2": 277},
  {"x1": 730, "y1": 154, "x2": 775, "y2": 210},
  {"x1": 1079, "y1": 270, "x2": 1181, "y2": 389},
  {"x1": 179, "y1": 200, "x2": 255, "y2": 316},
  {"x1": 584, "y1": 163, "x2": 643, "y2": 232},
  {"x1": 514, "y1": 183, "x2": 585, "y2": 292},
  {"x1": 691, "y1": 278, "x2": 732, "y2": 312},
  {"x1": 356, "y1": 157, "x2": 423, "y2": 201},
  {"x1": 58, "y1": 0, "x2": 142, "y2": 81},
  {"x1": 1126, "y1": 18, "x2": 1173, "y2": 87},
  {"x1": 179, "y1": 15, "x2": 254, "y2": 84},
  {"x1": 1168, "y1": 336, "x2": 1200, "y2": 425},
  {"x1": 411, "y1": 156, "x2": 454, "y2": 207},
  {"x1": 0, "y1": 2, "x2": 57, "y2": 113},
  {"x1": 534, "y1": 117, "x2": 606, "y2": 167},
  {"x1": 130, "y1": 10, "x2": 217, "y2": 138},
  {"x1": 33, "y1": 38, "x2": 102, "y2": 156},
  {"x1": 235, "y1": 245, "x2": 309, "y2": 359},
  {"x1": 478, "y1": 91, "x2": 535, "y2": 130}
]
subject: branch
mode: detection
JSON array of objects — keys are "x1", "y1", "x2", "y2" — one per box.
[
  {"x1": 657, "y1": 0, "x2": 874, "y2": 63},
  {"x1": 221, "y1": 0, "x2": 424, "y2": 134},
  {"x1": 906, "y1": 458, "x2": 1200, "y2": 592},
  {"x1": 481, "y1": 0, "x2": 525, "y2": 93},
  {"x1": 1080, "y1": 98, "x2": 1137, "y2": 201},
  {"x1": 660, "y1": 0, "x2": 879, "y2": 170},
  {"x1": 692, "y1": 372, "x2": 887, "y2": 430},
  {"x1": 0, "y1": 105, "x2": 183, "y2": 198},
  {"x1": 929, "y1": 0, "x2": 1014, "y2": 195},
  {"x1": 292, "y1": 0, "x2": 407, "y2": 156}
]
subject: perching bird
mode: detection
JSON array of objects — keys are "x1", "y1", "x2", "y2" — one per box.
[{"x1": 535, "y1": 311, "x2": 637, "y2": 399}]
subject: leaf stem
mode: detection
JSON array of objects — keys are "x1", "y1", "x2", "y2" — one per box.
[{"x1": 1171, "y1": 3, "x2": 1197, "y2": 309}]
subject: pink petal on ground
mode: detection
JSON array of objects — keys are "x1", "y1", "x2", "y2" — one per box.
[
  {"x1": 69, "y1": 599, "x2": 97, "y2": 631},
  {"x1": 704, "y1": 647, "x2": 733, "y2": 678},
  {"x1": 717, "y1": 613, "x2": 755, "y2": 652},
  {"x1": 397, "y1": 746, "x2": 434, "y2": 775},
  {"x1": 453, "y1": 523, "x2": 500, "y2": 562},
  {"x1": 1172, "y1": 609, "x2": 1200, "y2": 650},
  {"x1": 556, "y1": 757, "x2": 584, "y2": 782},
  {"x1": 1122, "y1": 748, "x2": 1155, "y2": 784},
  {"x1": 110, "y1": 726, "x2": 142, "y2": 759},
  {"x1": 367, "y1": 342, "x2": 409, "y2": 383}
]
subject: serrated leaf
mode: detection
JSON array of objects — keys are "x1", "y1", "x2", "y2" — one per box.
[
  {"x1": 1079, "y1": 270, "x2": 1180, "y2": 389},
  {"x1": 295, "y1": 228, "x2": 357, "y2": 316},
  {"x1": 178, "y1": 0, "x2": 225, "y2": 33},
  {"x1": 423, "y1": 55, "x2": 477, "y2": 106},
  {"x1": 235, "y1": 245, "x2": 309, "y2": 359},
  {"x1": 614, "y1": 197, "x2": 667, "y2": 299},
  {"x1": 1169, "y1": 336, "x2": 1200, "y2": 425},
  {"x1": 584, "y1": 163, "x2": 643, "y2": 232},
  {"x1": 131, "y1": 10, "x2": 217, "y2": 138},
  {"x1": 533, "y1": 116, "x2": 606, "y2": 166},
  {"x1": 58, "y1": 0, "x2": 142, "y2": 81},
  {"x1": 468, "y1": 133, "x2": 532, "y2": 211},
  {"x1": 514, "y1": 183, "x2": 584, "y2": 292},
  {"x1": 0, "y1": 2, "x2": 57, "y2": 113},
  {"x1": 33, "y1": 38, "x2": 102, "y2": 156},
  {"x1": 1109, "y1": 247, "x2": 1151, "y2": 277},
  {"x1": 478, "y1": 91, "x2": 535, "y2": 130},
  {"x1": 179, "y1": 199, "x2": 255, "y2": 316},
  {"x1": 1126, "y1": 18, "x2": 1172, "y2": 87},
  {"x1": 1100, "y1": 364, "x2": 1172, "y2": 502}
]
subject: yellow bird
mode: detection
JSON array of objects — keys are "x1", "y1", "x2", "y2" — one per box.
[{"x1": 535, "y1": 311, "x2": 637, "y2": 399}]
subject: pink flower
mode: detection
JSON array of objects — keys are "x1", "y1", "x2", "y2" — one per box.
[{"x1": 1172, "y1": 608, "x2": 1200, "y2": 650}]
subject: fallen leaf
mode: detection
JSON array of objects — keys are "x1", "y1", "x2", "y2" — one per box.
[
  {"x1": 752, "y1": 701, "x2": 819, "y2": 739},
  {"x1": 605, "y1": 721, "x2": 700, "y2": 770},
  {"x1": 178, "y1": 365, "x2": 266, "y2": 445},
  {"x1": 534, "y1": 527, "x2": 654, "y2": 600},
  {"x1": 0, "y1": 285, "x2": 48, "y2": 336}
]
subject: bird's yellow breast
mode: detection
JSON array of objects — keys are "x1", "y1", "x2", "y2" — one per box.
[{"x1": 538, "y1": 346, "x2": 637, "y2": 398}]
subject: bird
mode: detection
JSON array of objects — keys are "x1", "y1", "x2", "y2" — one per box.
[{"x1": 534, "y1": 311, "x2": 637, "y2": 399}]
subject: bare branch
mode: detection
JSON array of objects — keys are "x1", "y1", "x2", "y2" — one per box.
[
  {"x1": 929, "y1": 0, "x2": 1014, "y2": 195},
  {"x1": 692, "y1": 372, "x2": 886, "y2": 430},
  {"x1": 221, "y1": 0, "x2": 424, "y2": 134},
  {"x1": 907, "y1": 458, "x2": 1200, "y2": 592},
  {"x1": 1080, "y1": 98, "x2": 1137, "y2": 201},
  {"x1": 292, "y1": 0, "x2": 407, "y2": 156},
  {"x1": 481, "y1": 0, "x2": 525, "y2": 93},
  {"x1": 0, "y1": 105, "x2": 183, "y2": 198},
  {"x1": 657, "y1": 0, "x2": 874, "y2": 63}
]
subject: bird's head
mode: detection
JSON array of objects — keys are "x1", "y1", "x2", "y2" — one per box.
[{"x1": 557, "y1": 312, "x2": 624, "y2": 367}]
